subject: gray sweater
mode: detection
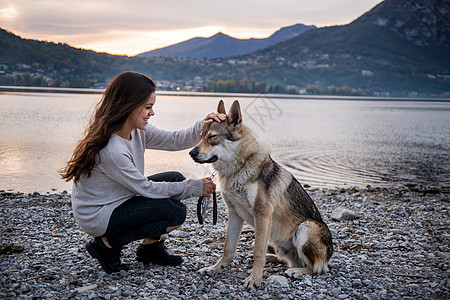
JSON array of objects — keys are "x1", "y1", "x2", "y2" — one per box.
[{"x1": 71, "y1": 120, "x2": 204, "y2": 236}]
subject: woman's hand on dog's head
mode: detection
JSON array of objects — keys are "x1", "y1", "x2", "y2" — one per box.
[{"x1": 202, "y1": 112, "x2": 226, "y2": 126}]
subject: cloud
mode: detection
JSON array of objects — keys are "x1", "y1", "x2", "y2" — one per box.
[
  {"x1": 2, "y1": 0, "x2": 383, "y2": 55},
  {"x1": 0, "y1": 0, "x2": 17, "y2": 20}
]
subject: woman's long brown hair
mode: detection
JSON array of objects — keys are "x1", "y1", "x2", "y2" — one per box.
[{"x1": 60, "y1": 71, "x2": 156, "y2": 183}]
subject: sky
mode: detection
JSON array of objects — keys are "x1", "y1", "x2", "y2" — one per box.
[{"x1": 0, "y1": 0, "x2": 384, "y2": 56}]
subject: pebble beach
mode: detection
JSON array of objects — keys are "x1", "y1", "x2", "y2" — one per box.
[{"x1": 0, "y1": 186, "x2": 448, "y2": 299}]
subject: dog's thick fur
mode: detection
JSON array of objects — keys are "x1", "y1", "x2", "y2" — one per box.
[{"x1": 189, "y1": 100, "x2": 333, "y2": 288}]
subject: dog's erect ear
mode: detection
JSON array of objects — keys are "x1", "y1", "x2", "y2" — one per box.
[
  {"x1": 227, "y1": 100, "x2": 242, "y2": 128},
  {"x1": 217, "y1": 100, "x2": 226, "y2": 114}
]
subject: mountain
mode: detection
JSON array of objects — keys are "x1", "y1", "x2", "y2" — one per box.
[
  {"x1": 0, "y1": 28, "x2": 134, "y2": 87},
  {"x1": 0, "y1": 0, "x2": 448, "y2": 95},
  {"x1": 235, "y1": 0, "x2": 450, "y2": 94},
  {"x1": 137, "y1": 24, "x2": 316, "y2": 59},
  {"x1": 354, "y1": 0, "x2": 449, "y2": 48}
]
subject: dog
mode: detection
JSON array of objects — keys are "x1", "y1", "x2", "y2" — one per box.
[{"x1": 189, "y1": 100, "x2": 333, "y2": 288}]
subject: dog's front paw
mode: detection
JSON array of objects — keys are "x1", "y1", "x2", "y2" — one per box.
[
  {"x1": 198, "y1": 266, "x2": 221, "y2": 276},
  {"x1": 243, "y1": 273, "x2": 262, "y2": 288}
]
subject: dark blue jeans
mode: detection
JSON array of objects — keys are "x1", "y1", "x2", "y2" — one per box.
[{"x1": 104, "y1": 171, "x2": 187, "y2": 249}]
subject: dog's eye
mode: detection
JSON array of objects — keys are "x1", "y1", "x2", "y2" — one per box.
[{"x1": 208, "y1": 135, "x2": 217, "y2": 139}]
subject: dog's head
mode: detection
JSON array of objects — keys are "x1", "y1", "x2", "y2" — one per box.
[{"x1": 189, "y1": 100, "x2": 243, "y2": 164}]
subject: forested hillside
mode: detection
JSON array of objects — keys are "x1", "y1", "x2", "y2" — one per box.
[{"x1": 0, "y1": 0, "x2": 449, "y2": 96}]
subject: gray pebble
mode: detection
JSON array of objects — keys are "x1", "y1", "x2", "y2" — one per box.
[
  {"x1": 352, "y1": 279, "x2": 362, "y2": 287},
  {"x1": 330, "y1": 287, "x2": 342, "y2": 296},
  {"x1": 0, "y1": 189, "x2": 447, "y2": 299},
  {"x1": 331, "y1": 207, "x2": 357, "y2": 221},
  {"x1": 267, "y1": 275, "x2": 289, "y2": 287}
]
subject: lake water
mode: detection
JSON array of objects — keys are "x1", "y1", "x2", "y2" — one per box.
[{"x1": 0, "y1": 91, "x2": 449, "y2": 193}]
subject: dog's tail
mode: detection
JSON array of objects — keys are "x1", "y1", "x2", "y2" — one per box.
[{"x1": 293, "y1": 219, "x2": 333, "y2": 274}]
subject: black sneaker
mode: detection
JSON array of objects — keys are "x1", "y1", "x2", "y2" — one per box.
[
  {"x1": 136, "y1": 241, "x2": 183, "y2": 266},
  {"x1": 85, "y1": 237, "x2": 129, "y2": 274}
]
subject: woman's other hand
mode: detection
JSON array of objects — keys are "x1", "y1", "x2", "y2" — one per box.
[
  {"x1": 202, "y1": 177, "x2": 216, "y2": 197},
  {"x1": 202, "y1": 112, "x2": 226, "y2": 127}
]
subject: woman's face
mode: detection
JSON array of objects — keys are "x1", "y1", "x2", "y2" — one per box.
[{"x1": 128, "y1": 92, "x2": 156, "y2": 130}]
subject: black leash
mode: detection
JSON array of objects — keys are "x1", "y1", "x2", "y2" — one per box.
[
  {"x1": 197, "y1": 171, "x2": 218, "y2": 225},
  {"x1": 197, "y1": 191, "x2": 217, "y2": 225}
]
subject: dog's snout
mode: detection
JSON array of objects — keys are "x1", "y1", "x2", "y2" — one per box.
[{"x1": 189, "y1": 148, "x2": 199, "y2": 158}]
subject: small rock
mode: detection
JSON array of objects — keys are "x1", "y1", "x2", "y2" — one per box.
[
  {"x1": 437, "y1": 252, "x2": 449, "y2": 260},
  {"x1": 362, "y1": 280, "x2": 372, "y2": 286},
  {"x1": 331, "y1": 207, "x2": 357, "y2": 221},
  {"x1": 304, "y1": 275, "x2": 312, "y2": 286},
  {"x1": 202, "y1": 238, "x2": 215, "y2": 244},
  {"x1": 170, "y1": 230, "x2": 189, "y2": 238},
  {"x1": 330, "y1": 287, "x2": 342, "y2": 296},
  {"x1": 430, "y1": 281, "x2": 439, "y2": 288},
  {"x1": 391, "y1": 229, "x2": 409, "y2": 236},
  {"x1": 267, "y1": 275, "x2": 289, "y2": 287},
  {"x1": 145, "y1": 282, "x2": 155, "y2": 289},
  {"x1": 74, "y1": 284, "x2": 97, "y2": 293},
  {"x1": 121, "y1": 290, "x2": 132, "y2": 297},
  {"x1": 352, "y1": 279, "x2": 362, "y2": 287},
  {"x1": 108, "y1": 286, "x2": 118, "y2": 292}
]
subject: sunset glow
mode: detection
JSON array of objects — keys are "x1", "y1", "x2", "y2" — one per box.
[{"x1": 1, "y1": 0, "x2": 383, "y2": 55}]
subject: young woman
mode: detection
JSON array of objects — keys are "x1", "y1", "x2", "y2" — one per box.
[{"x1": 60, "y1": 71, "x2": 225, "y2": 274}]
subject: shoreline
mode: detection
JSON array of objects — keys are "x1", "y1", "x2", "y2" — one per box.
[
  {"x1": 2, "y1": 85, "x2": 450, "y2": 102},
  {"x1": 1, "y1": 183, "x2": 448, "y2": 198},
  {"x1": 1, "y1": 187, "x2": 448, "y2": 299}
]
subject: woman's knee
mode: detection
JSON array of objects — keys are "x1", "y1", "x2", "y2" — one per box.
[
  {"x1": 168, "y1": 171, "x2": 186, "y2": 182},
  {"x1": 147, "y1": 171, "x2": 186, "y2": 183},
  {"x1": 171, "y1": 201, "x2": 187, "y2": 226}
]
